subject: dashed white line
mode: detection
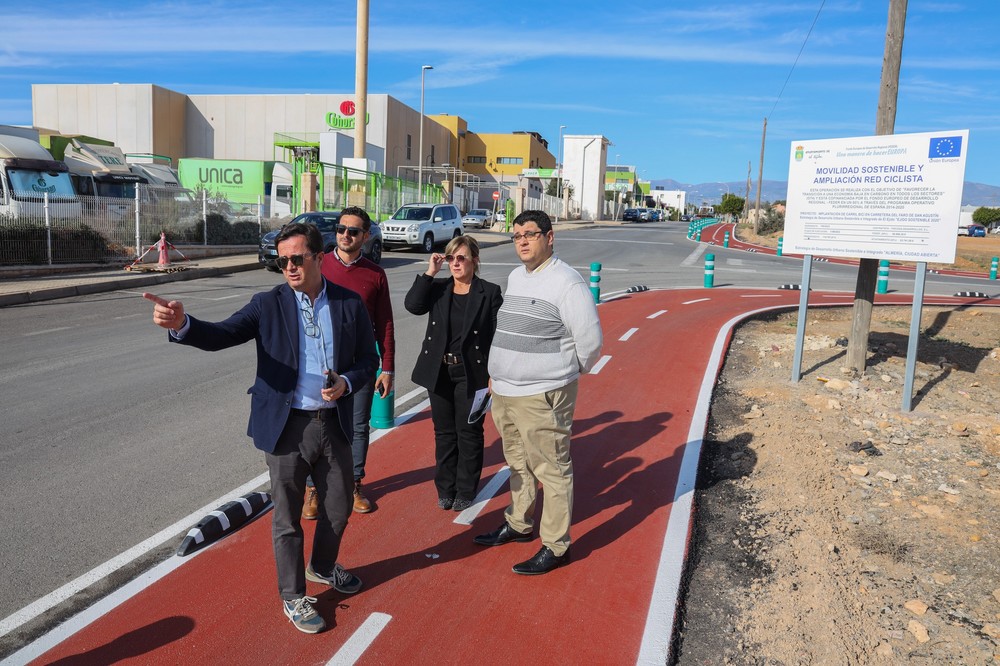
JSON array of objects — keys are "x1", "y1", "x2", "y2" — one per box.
[
  {"x1": 453, "y1": 466, "x2": 511, "y2": 526},
  {"x1": 647, "y1": 310, "x2": 668, "y2": 319},
  {"x1": 681, "y1": 298, "x2": 710, "y2": 305},
  {"x1": 589, "y1": 355, "x2": 612, "y2": 374},
  {"x1": 326, "y1": 612, "x2": 392, "y2": 665},
  {"x1": 739, "y1": 294, "x2": 782, "y2": 298},
  {"x1": 619, "y1": 327, "x2": 639, "y2": 341},
  {"x1": 23, "y1": 326, "x2": 73, "y2": 337}
]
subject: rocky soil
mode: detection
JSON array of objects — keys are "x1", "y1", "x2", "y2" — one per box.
[{"x1": 675, "y1": 305, "x2": 1000, "y2": 665}]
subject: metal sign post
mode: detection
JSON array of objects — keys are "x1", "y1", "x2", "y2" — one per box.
[
  {"x1": 901, "y1": 262, "x2": 927, "y2": 412},
  {"x1": 790, "y1": 255, "x2": 813, "y2": 382}
]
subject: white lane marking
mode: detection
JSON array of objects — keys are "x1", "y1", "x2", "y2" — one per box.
[
  {"x1": 680, "y1": 244, "x2": 709, "y2": 267},
  {"x1": 326, "y1": 613, "x2": 392, "y2": 665},
  {"x1": 589, "y1": 355, "x2": 612, "y2": 374},
  {"x1": 0, "y1": 472, "x2": 271, "y2": 640},
  {"x1": 113, "y1": 313, "x2": 145, "y2": 320},
  {"x1": 619, "y1": 327, "x2": 639, "y2": 342},
  {"x1": 636, "y1": 302, "x2": 823, "y2": 665},
  {"x1": 453, "y1": 466, "x2": 511, "y2": 526},
  {"x1": 647, "y1": 310, "x2": 668, "y2": 319},
  {"x1": 559, "y1": 238, "x2": 674, "y2": 245},
  {"x1": 23, "y1": 326, "x2": 73, "y2": 337},
  {"x1": 5, "y1": 549, "x2": 210, "y2": 665},
  {"x1": 740, "y1": 294, "x2": 782, "y2": 298},
  {"x1": 682, "y1": 298, "x2": 710, "y2": 305}
]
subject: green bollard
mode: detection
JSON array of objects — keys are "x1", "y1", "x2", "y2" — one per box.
[
  {"x1": 696, "y1": 229, "x2": 702, "y2": 242},
  {"x1": 724, "y1": 231, "x2": 730, "y2": 248},
  {"x1": 369, "y1": 368, "x2": 395, "y2": 429},
  {"x1": 704, "y1": 253, "x2": 715, "y2": 288},
  {"x1": 777, "y1": 237, "x2": 783, "y2": 256},
  {"x1": 991, "y1": 257, "x2": 998, "y2": 280},
  {"x1": 590, "y1": 262, "x2": 601, "y2": 303},
  {"x1": 876, "y1": 259, "x2": 890, "y2": 294}
]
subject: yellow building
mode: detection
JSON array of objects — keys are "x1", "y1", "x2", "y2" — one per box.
[{"x1": 429, "y1": 114, "x2": 556, "y2": 185}]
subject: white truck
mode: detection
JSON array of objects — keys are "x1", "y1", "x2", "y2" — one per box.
[
  {"x1": 63, "y1": 140, "x2": 148, "y2": 219},
  {"x1": 0, "y1": 132, "x2": 81, "y2": 220}
]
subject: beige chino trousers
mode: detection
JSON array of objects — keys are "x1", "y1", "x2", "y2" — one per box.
[{"x1": 491, "y1": 380, "x2": 579, "y2": 557}]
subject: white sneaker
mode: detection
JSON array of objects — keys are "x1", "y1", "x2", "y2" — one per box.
[
  {"x1": 306, "y1": 563, "x2": 363, "y2": 594},
  {"x1": 282, "y1": 595, "x2": 325, "y2": 634}
]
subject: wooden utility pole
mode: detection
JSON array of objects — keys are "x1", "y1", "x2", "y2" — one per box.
[
  {"x1": 744, "y1": 160, "x2": 751, "y2": 221},
  {"x1": 753, "y1": 118, "x2": 766, "y2": 233},
  {"x1": 846, "y1": 0, "x2": 907, "y2": 374},
  {"x1": 353, "y1": 0, "x2": 370, "y2": 159}
]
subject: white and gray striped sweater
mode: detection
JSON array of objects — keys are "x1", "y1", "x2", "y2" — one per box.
[{"x1": 489, "y1": 256, "x2": 603, "y2": 397}]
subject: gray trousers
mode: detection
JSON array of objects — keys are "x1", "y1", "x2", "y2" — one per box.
[{"x1": 265, "y1": 411, "x2": 353, "y2": 600}]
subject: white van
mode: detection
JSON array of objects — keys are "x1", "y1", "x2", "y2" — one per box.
[{"x1": 0, "y1": 134, "x2": 81, "y2": 220}]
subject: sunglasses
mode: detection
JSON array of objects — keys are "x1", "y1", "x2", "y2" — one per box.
[
  {"x1": 511, "y1": 230, "x2": 544, "y2": 242},
  {"x1": 445, "y1": 254, "x2": 470, "y2": 264},
  {"x1": 276, "y1": 252, "x2": 317, "y2": 270},
  {"x1": 336, "y1": 225, "x2": 364, "y2": 237}
]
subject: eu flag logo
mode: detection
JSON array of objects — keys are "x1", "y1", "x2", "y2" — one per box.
[{"x1": 928, "y1": 136, "x2": 963, "y2": 158}]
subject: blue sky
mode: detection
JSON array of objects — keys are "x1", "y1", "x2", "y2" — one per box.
[{"x1": 1, "y1": 1, "x2": 997, "y2": 187}]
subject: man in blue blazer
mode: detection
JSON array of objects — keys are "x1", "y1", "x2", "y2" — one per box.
[{"x1": 144, "y1": 222, "x2": 378, "y2": 634}]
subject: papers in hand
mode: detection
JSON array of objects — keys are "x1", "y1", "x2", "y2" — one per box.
[{"x1": 468, "y1": 388, "x2": 492, "y2": 423}]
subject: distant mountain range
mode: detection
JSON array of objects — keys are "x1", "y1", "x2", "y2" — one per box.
[{"x1": 651, "y1": 179, "x2": 1000, "y2": 208}]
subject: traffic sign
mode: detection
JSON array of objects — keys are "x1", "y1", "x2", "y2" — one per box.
[{"x1": 492, "y1": 191, "x2": 499, "y2": 200}]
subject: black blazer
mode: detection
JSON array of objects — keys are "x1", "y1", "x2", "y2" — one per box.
[
  {"x1": 404, "y1": 273, "x2": 502, "y2": 396},
  {"x1": 171, "y1": 280, "x2": 379, "y2": 453}
]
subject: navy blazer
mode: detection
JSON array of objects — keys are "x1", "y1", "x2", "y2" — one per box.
[
  {"x1": 171, "y1": 280, "x2": 379, "y2": 453},
  {"x1": 404, "y1": 273, "x2": 502, "y2": 396}
]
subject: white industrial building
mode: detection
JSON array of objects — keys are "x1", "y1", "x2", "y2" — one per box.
[
  {"x1": 562, "y1": 134, "x2": 610, "y2": 221},
  {"x1": 31, "y1": 84, "x2": 452, "y2": 176}
]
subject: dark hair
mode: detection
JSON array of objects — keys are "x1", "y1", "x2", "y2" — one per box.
[
  {"x1": 275, "y1": 222, "x2": 323, "y2": 254},
  {"x1": 339, "y1": 206, "x2": 372, "y2": 231},
  {"x1": 512, "y1": 209, "x2": 552, "y2": 233}
]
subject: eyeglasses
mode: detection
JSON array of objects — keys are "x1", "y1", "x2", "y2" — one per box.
[
  {"x1": 276, "y1": 252, "x2": 317, "y2": 270},
  {"x1": 300, "y1": 301, "x2": 319, "y2": 338},
  {"x1": 444, "y1": 254, "x2": 470, "y2": 264},
  {"x1": 336, "y1": 225, "x2": 364, "y2": 237},
  {"x1": 511, "y1": 230, "x2": 544, "y2": 242}
]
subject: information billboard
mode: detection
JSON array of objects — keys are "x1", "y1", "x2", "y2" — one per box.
[{"x1": 783, "y1": 130, "x2": 968, "y2": 264}]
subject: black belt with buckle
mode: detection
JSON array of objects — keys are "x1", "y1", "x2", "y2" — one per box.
[
  {"x1": 443, "y1": 353, "x2": 462, "y2": 365},
  {"x1": 290, "y1": 407, "x2": 336, "y2": 420}
]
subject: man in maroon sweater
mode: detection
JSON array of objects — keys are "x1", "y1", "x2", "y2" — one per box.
[{"x1": 306, "y1": 205, "x2": 395, "y2": 514}]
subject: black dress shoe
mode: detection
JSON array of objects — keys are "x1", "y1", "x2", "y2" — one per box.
[
  {"x1": 512, "y1": 546, "x2": 570, "y2": 575},
  {"x1": 473, "y1": 522, "x2": 532, "y2": 546}
]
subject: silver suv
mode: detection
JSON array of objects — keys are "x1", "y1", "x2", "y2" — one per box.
[{"x1": 382, "y1": 203, "x2": 463, "y2": 252}]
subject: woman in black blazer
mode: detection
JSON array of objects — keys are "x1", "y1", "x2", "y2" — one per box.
[{"x1": 404, "y1": 235, "x2": 503, "y2": 512}]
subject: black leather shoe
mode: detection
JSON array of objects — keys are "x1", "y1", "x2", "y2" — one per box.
[
  {"x1": 512, "y1": 547, "x2": 570, "y2": 575},
  {"x1": 473, "y1": 522, "x2": 532, "y2": 546}
]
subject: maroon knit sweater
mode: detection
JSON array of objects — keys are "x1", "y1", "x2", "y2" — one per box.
[{"x1": 320, "y1": 253, "x2": 395, "y2": 372}]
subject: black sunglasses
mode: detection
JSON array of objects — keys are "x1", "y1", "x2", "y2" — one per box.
[
  {"x1": 336, "y1": 224, "x2": 364, "y2": 237},
  {"x1": 276, "y1": 252, "x2": 317, "y2": 270}
]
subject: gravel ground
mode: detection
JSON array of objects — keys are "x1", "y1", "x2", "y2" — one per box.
[{"x1": 675, "y1": 305, "x2": 1000, "y2": 665}]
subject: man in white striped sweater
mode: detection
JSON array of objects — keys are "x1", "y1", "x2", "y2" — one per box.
[{"x1": 473, "y1": 210, "x2": 603, "y2": 575}]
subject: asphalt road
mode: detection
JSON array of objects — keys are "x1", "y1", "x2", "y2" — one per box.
[{"x1": 0, "y1": 221, "x2": 994, "y2": 644}]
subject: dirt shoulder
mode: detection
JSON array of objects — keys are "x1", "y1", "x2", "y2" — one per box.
[{"x1": 674, "y1": 305, "x2": 1000, "y2": 665}]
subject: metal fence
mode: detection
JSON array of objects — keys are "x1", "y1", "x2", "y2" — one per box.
[
  {"x1": 317, "y1": 162, "x2": 445, "y2": 222},
  {"x1": 0, "y1": 186, "x2": 280, "y2": 266}
]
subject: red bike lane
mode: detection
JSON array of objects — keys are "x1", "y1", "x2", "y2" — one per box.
[{"x1": 21, "y1": 287, "x2": 985, "y2": 665}]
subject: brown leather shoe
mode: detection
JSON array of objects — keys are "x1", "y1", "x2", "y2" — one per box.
[
  {"x1": 302, "y1": 486, "x2": 319, "y2": 520},
  {"x1": 353, "y1": 482, "x2": 373, "y2": 513}
]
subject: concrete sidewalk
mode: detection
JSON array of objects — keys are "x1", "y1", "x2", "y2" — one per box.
[{"x1": 0, "y1": 222, "x2": 609, "y2": 308}]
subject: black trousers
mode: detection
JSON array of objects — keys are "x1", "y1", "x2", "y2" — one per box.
[
  {"x1": 428, "y1": 363, "x2": 485, "y2": 502},
  {"x1": 265, "y1": 411, "x2": 353, "y2": 600}
]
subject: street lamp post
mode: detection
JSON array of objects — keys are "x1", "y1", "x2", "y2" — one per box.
[
  {"x1": 417, "y1": 64, "x2": 433, "y2": 198},
  {"x1": 556, "y1": 125, "x2": 566, "y2": 221}
]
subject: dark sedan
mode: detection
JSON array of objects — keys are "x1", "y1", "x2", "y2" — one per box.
[
  {"x1": 623, "y1": 208, "x2": 639, "y2": 222},
  {"x1": 259, "y1": 211, "x2": 383, "y2": 270}
]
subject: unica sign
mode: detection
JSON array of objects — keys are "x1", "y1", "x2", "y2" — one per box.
[
  {"x1": 178, "y1": 159, "x2": 266, "y2": 203},
  {"x1": 325, "y1": 100, "x2": 370, "y2": 130}
]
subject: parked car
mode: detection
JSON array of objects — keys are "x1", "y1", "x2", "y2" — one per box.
[
  {"x1": 623, "y1": 208, "x2": 639, "y2": 222},
  {"x1": 967, "y1": 224, "x2": 987, "y2": 237},
  {"x1": 638, "y1": 208, "x2": 653, "y2": 222},
  {"x1": 381, "y1": 203, "x2": 463, "y2": 252},
  {"x1": 462, "y1": 208, "x2": 492, "y2": 229},
  {"x1": 258, "y1": 211, "x2": 383, "y2": 271},
  {"x1": 680, "y1": 215, "x2": 691, "y2": 222},
  {"x1": 649, "y1": 209, "x2": 663, "y2": 222}
]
